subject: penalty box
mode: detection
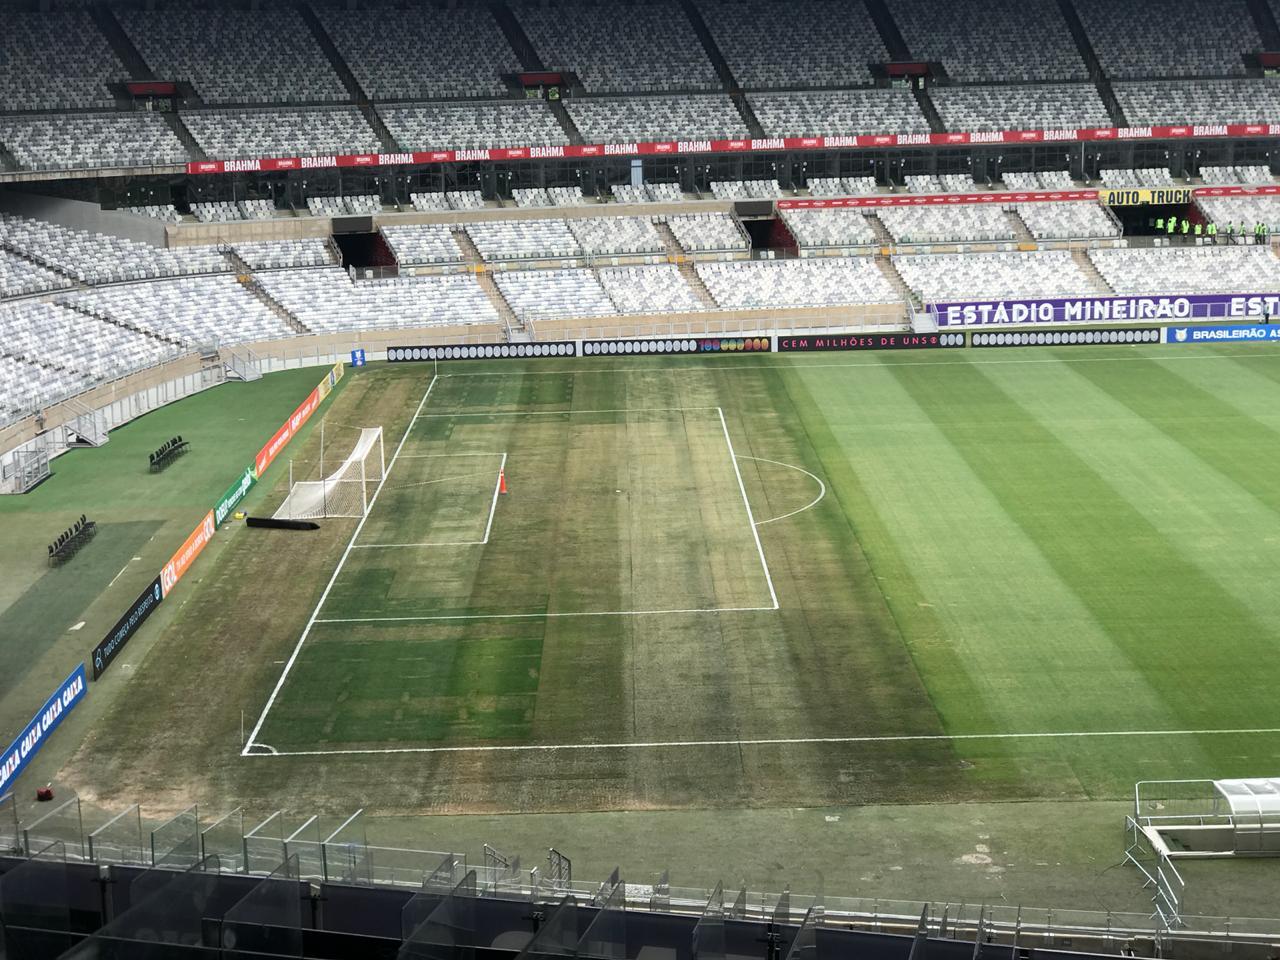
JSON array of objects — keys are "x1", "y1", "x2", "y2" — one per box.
[{"x1": 315, "y1": 406, "x2": 778, "y2": 623}]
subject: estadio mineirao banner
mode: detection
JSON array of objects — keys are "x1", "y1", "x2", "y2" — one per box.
[
  {"x1": 970, "y1": 327, "x2": 1162, "y2": 348},
  {"x1": 388, "y1": 343, "x2": 578, "y2": 362}
]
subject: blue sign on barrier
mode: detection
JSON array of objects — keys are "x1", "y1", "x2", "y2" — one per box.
[
  {"x1": 0, "y1": 664, "x2": 88, "y2": 795},
  {"x1": 1166, "y1": 324, "x2": 1280, "y2": 344},
  {"x1": 350, "y1": 348, "x2": 366, "y2": 367}
]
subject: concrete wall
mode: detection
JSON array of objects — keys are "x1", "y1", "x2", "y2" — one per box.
[{"x1": 0, "y1": 189, "x2": 167, "y2": 246}]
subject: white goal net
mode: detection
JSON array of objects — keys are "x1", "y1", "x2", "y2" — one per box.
[{"x1": 275, "y1": 426, "x2": 384, "y2": 519}]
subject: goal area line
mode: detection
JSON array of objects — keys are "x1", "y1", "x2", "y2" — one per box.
[{"x1": 242, "y1": 725, "x2": 1280, "y2": 758}]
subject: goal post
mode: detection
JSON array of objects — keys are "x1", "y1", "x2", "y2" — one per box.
[{"x1": 275, "y1": 425, "x2": 384, "y2": 520}]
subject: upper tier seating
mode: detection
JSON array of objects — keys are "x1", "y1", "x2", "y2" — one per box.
[
  {"x1": 73, "y1": 276, "x2": 292, "y2": 345},
  {"x1": 495, "y1": 268, "x2": 617, "y2": 319},
  {"x1": 306, "y1": 197, "x2": 347, "y2": 218},
  {"x1": 257, "y1": 267, "x2": 499, "y2": 331},
  {"x1": 447, "y1": 191, "x2": 487, "y2": 211},
  {"x1": 890, "y1": 0, "x2": 1086, "y2": 82},
  {"x1": 381, "y1": 101, "x2": 568, "y2": 149},
  {"x1": 749, "y1": 89, "x2": 928, "y2": 136},
  {"x1": 119, "y1": 6, "x2": 346, "y2": 103},
  {"x1": 1192, "y1": 195, "x2": 1280, "y2": 230},
  {"x1": 513, "y1": 188, "x2": 553, "y2": 207},
  {"x1": 464, "y1": 220, "x2": 582, "y2": 260},
  {"x1": 805, "y1": 176, "x2": 879, "y2": 196},
  {"x1": 0, "y1": 250, "x2": 75, "y2": 300},
  {"x1": 699, "y1": 0, "x2": 886, "y2": 87},
  {"x1": 192, "y1": 199, "x2": 278, "y2": 222},
  {"x1": 876, "y1": 205, "x2": 1015, "y2": 242},
  {"x1": 1073, "y1": 0, "x2": 1258, "y2": 78},
  {"x1": 1013, "y1": 202, "x2": 1122, "y2": 239},
  {"x1": 1097, "y1": 167, "x2": 1176, "y2": 187},
  {"x1": 548, "y1": 186, "x2": 593, "y2": 206},
  {"x1": 566, "y1": 95, "x2": 748, "y2": 142},
  {"x1": 318, "y1": 2, "x2": 519, "y2": 99},
  {"x1": 1090, "y1": 246, "x2": 1280, "y2": 293},
  {"x1": 230, "y1": 240, "x2": 336, "y2": 271},
  {"x1": 516, "y1": 1, "x2": 718, "y2": 92},
  {"x1": 696, "y1": 258, "x2": 898, "y2": 307},
  {"x1": 0, "y1": 114, "x2": 188, "y2": 171},
  {"x1": 381, "y1": 224, "x2": 465, "y2": 266},
  {"x1": 0, "y1": 215, "x2": 228, "y2": 285},
  {"x1": 780, "y1": 209, "x2": 878, "y2": 247},
  {"x1": 0, "y1": 301, "x2": 180, "y2": 383},
  {"x1": 931, "y1": 83, "x2": 1111, "y2": 132},
  {"x1": 410, "y1": 192, "x2": 451, "y2": 212},
  {"x1": 894, "y1": 250, "x2": 1098, "y2": 301},
  {"x1": 184, "y1": 108, "x2": 380, "y2": 160},
  {"x1": 1114, "y1": 80, "x2": 1280, "y2": 125},
  {"x1": 1200, "y1": 164, "x2": 1274, "y2": 183},
  {"x1": 598, "y1": 265, "x2": 705, "y2": 313},
  {"x1": 567, "y1": 217, "x2": 666, "y2": 255},
  {"x1": 0, "y1": 12, "x2": 124, "y2": 110},
  {"x1": 710, "y1": 179, "x2": 785, "y2": 199},
  {"x1": 664, "y1": 214, "x2": 749, "y2": 252}
]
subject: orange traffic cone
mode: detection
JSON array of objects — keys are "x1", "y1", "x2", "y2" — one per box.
[{"x1": 498, "y1": 469, "x2": 508, "y2": 495}]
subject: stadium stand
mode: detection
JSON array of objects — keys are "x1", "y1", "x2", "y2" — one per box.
[
  {"x1": 118, "y1": 6, "x2": 347, "y2": 103},
  {"x1": 1114, "y1": 79, "x2": 1280, "y2": 125},
  {"x1": 516, "y1": 1, "x2": 718, "y2": 92},
  {"x1": 447, "y1": 190, "x2": 487, "y2": 211},
  {"x1": 0, "y1": 354, "x2": 93, "y2": 424},
  {"x1": 938, "y1": 173, "x2": 977, "y2": 192},
  {"x1": 1090, "y1": 246, "x2": 1280, "y2": 293},
  {"x1": 344, "y1": 195, "x2": 383, "y2": 215},
  {"x1": 664, "y1": 213, "x2": 749, "y2": 252},
  {"x1": 0, "y1": 215, "x2": 227, "y2": 285},
  {"x1": 0, "y1": 113, "x2": 188, "y2": 171},
  {"x1": 646, "y1": 183, "x2": 685, "y2": 202},
  {"x1": 1096, "y1": 167, "x2": 1177, "y2": 187},
  {"x1": 599, "y1": 264, "x2": 706, "y2": 312},
  {"x1": 183, "y1": 107, "x2": 380, "y2": 161},
  {"x1": 410, "y1": 192, "x2": 452, "y2": 212},
  {"x1": 566, "y1": 95, "x2": 748, "y2": 142},
  {"x1": 317, "y1": 1, "x2": 520, "y2": 99},
  {"x1": 381, "y1": 224, "x2": 466, "y2": 266},
  {"x1": 698, "y1": 0, "x2": 887, "y2": 87},
  {"x1": 904, "y1": 174, "x2": 945, "y2": 193},
  {"x1": 0, "y1": 12, "x2": 124, "y2": 110},
  {"x1": 512, "y1": 187, "x2": 553, "y2": 207},
  {"x1": 126, "y1": 204, "x2": 184, "y2": 223},
  {"x1": 73, "y1": 276, "x2": 292, "y2": 344},
  {"x1": 1072, "y1": 0, "x2": 1259, "y2": 78},
  {"x1": 229, "y1": 239, "x2": 337, "y2": 270},
  {"x1": 305, "y1": 196, "x2": 348, "y2": 218},
  {"x1": 1199, "y1": 164, "x2": 1274, "y2": 183},
  {"x1": 380, "y1": 101, "x2": 568, "y2": 150},
  {"x1": 495, "y1": 268, "x2": 618, "y2": 319},
  {"x1": 464, "y1": 219, "x2": 582, "y2": 260},
  {"x1": 930, "y1": 83, "x2": 1111, "y2": 132},
  {"x1": 548, "y1": 186, "x2": 593, "y2": 206},
  {"x1": 890, "y1": 0, "x2": 1087, "y2": 82},
  {"x1": 0, "y1": 251, "x2": 75, "y2": 300},
  {"x1": 894, "y1": 250, "x2": 1097, "y2": 301},
  {"x1": 256, "y1": 267, "x2": 499, "y2": 331},
  {"x1": 1035, "y1": 169, "x2": 1077, "y2": 189},
  {"x1": 696, "y1": 257, "x2": 897, "y2": 307},
  {"x1": 876, "y1": 205, "x2": 1015, "y2": 242},
  {"x1": 0, "y1": 300, "x2": 180, "y2": 382},
  {"x1": 567, "y1": 217, "x2": 666, "y2": 255},
  {"x1": 1013, "y1": 202, "x2": 1122, "y2": 239},
  {"x1": 1197, "y1": 194, "x2": 1280, "y2": 231},
  {"x1": 779, "y1": 208, "x2": 878, "y2": 248},
  {"x1": 711, "y1": 179, "x2": 785, "y2": 199},
  {"x1": 749, "y1": 89, "x2": 929, "y2": 136},
  {"x1": 192, "y1": 199, "x2": 278, "y2": 222}
]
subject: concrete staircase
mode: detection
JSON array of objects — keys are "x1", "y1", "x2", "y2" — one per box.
[
  {"x1": 678, "y1": 0, "x2": 767, "y2": 138},
  {"x1": 654, "y1": 222, "x2": 719, "y2": 306},
  {"x1": 91, "y1": 5, "x2": 154, "y2": 80},
  {"x1": 476, "y1": 270, "x2": 521, "y2": 331},
  {"x1": 2, "y1": 241, "x2": 81, "y2": 284},
  {"x1": 1071, "y1": 249, "x2": 1114, "y2": 294},
  {"x1": 222, "y1": 249, "x2": 310, "y2": 332},
  {"x1": 1056, "y1": 0, "x2": 1128, "y2": 127},
  {"x1": 874, "y1": 255, "x2": 921, "y2": 309},
  {"x1": 58, "y1": 298, "x2": 186, "y2": 349},
  {"x1": 1006, "y1": 210, "x2": 1037, "y2": 244},
  {"x1": 452, "y1": 228, "x2": 485, "y2": 266},
  {"x1": 864, "y1": 212, "x2": 896, "y2": 246},
  {"x1": 163, "y1": 113, "x2": 207, "y2": 161}
]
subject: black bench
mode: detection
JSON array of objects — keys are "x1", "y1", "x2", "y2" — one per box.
[
  {"x1": 48, "y1": 514, "x2": 97, "y2": 566},
  {"x1": 149, "y1": 435, "x2": 190, "y2": 472}
]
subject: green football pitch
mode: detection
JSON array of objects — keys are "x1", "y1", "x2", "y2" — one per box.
[{"x1": 230, "y1": 343, "x2": 1280, "y2": 811}]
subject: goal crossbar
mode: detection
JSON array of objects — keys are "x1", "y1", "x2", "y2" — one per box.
[{"x1": 275, "y1": 427, "x2": 384, "y2": 520}]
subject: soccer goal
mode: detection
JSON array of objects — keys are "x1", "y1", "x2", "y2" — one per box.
[{"x1": 275, "y1": 424, "x2": 385, "y2": 519}]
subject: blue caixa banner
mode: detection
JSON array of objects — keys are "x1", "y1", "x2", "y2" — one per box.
[
  {"x1": 0, "y1": 664, "x2": 87, "y2": 795},
  {"x1": 1167, "y1": 324, "x2": 1280, "y2": 344}
]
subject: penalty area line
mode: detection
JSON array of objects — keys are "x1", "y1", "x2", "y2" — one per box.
[
  {"x1": 242, "y1": 725, "x2": 1280, "y2": 758},
  {"x1": 312, "y1": 604, "x2": 778, "y2": 624}
]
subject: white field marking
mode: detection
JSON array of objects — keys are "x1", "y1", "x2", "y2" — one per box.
[
  {"x1": 380, "y1": 469, "x2": 496, "y2": 491},
  {"x1": 396, "y1": 452, "x2": 508, "y2": 459},
  {"x1": 736, "y1": 455, "x2": 828, "y2": 526},
  {"x1": 242, "y1": 725, "x2": 1280, "y2": 758},
  {"x1": 480, "y1": 452, "x2": 508, "y2": 544},
  {"x1": 313, "y1": 604, "x2": 778, "y2": 625},
  {"x1": 412, "y1": 406, "x2": 720, "y2": 418},
  {"x1": 107, "y1": 561, "x2": 132, "y2": 587},
  {"x1": 718, "y1": 407, "x2": 780, "y2": 610},
  {"x1": 433, "y1": 350, "x2": 1277, "y2": 378},
  {"x1": 242, "y1": 375, "x2": 440, "y2": 757}
]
